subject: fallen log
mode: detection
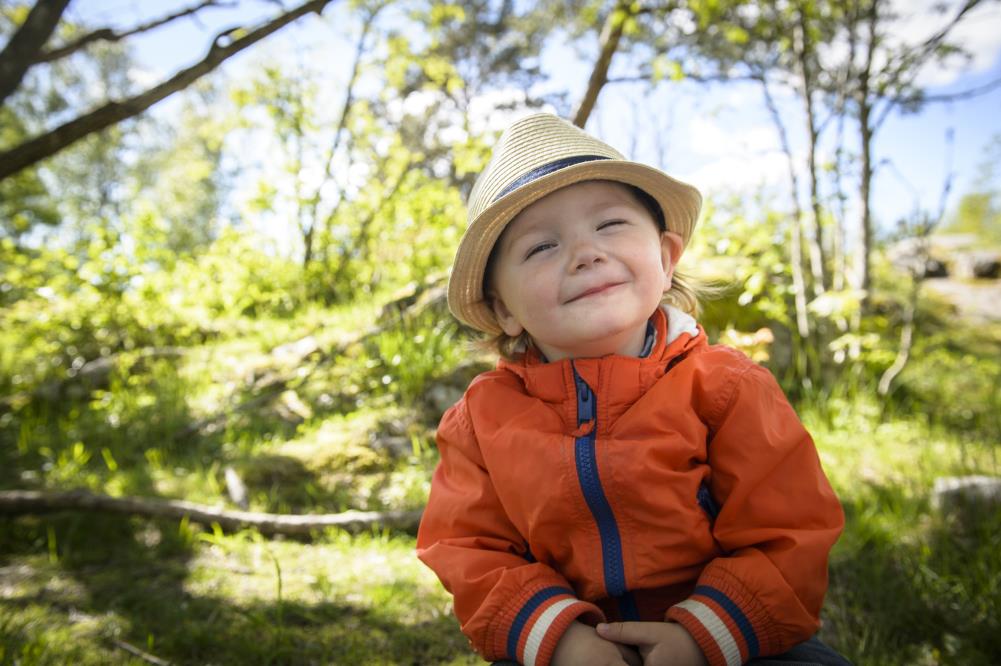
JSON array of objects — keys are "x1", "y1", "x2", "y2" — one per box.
[{"x1": 0, "y1": 489, "x2": 422, "y2": 537}]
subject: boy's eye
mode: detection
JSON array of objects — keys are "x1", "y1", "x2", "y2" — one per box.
[
  {"x1": 525, "y1": 242, "x2": 556, "y2": 259},
  {"x1": 598, "y1": 219, "x2": 626, "y2": 230}
]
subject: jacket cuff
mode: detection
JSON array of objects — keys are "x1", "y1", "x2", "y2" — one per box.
[
  {"x1": 487, "y1": 584, "x2": 604, "y2": 666},
  {"x1": 665, "y1": 570, "x2": 774, "y2": 666}
]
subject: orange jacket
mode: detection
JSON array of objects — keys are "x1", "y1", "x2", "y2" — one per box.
[{"x1": 417, "y1": 307, "x2": 844, "y2": 666}]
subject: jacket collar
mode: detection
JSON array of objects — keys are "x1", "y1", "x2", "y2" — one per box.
[{"x1": 496, "y1": 306, "x2": 706, "y2": 411}]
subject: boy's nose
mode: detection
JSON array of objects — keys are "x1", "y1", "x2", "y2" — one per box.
[{"x1": 570, "y1": 241, "x2": 606, "y2": 272}]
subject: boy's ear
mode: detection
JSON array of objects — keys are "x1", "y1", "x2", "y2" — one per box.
[
  {"x1": 660, "y1": 231, "x2": 685, "y2": 290},
  {"x1": 489, "y1": 294, "x2": 525, "y2": 338}
]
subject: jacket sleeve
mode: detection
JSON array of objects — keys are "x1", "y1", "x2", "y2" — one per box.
[
  {"x1": 416, "y1": 398, "x2": 604, "y2": 666},
  {"x1": 666, "y1": 352, "x2": 844, "y2": 666}
]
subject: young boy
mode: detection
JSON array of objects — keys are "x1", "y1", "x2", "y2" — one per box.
[{"x1": 417, "y1": 113, "x2": 846, "y2": 666}]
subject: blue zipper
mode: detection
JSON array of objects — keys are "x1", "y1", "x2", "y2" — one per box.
[{"x1": 572, "y1": 367, "x2": 638, "y2": 620}]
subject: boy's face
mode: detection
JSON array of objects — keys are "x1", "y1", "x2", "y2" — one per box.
[{"x1": 488, "y1": 180, "x2": 683, "y2": 361}]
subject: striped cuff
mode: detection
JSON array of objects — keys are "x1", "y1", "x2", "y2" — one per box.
[
  {"x1": 667, "y1": 585, "x2": 761, "y2": 666},
  {"x1": 491, "y1": 585, "x2": 603, "y2": 666}
]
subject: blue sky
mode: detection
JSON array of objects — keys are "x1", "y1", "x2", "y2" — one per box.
[{"x1": 64, "y1": 0, "x2": 1001, "y2": 238}]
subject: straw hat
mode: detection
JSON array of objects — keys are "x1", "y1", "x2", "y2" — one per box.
[{"x1": 448, "y1": 112, "x2": 702, "y2": 334}]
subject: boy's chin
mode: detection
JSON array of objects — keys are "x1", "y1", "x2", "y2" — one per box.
[{"x1": 536, "y1": 326, "x2": 648, "y2": 360}]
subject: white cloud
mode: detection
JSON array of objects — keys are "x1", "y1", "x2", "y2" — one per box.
[
  {"x1": 676, "y1": 113, "x2": 791, "y2": 194},
  {"x1": 688, "y1": 116, "x2": 780, "y2": 157},
  {"x1": 466, "y1": 89, "x2": 548, "y2": 136}
]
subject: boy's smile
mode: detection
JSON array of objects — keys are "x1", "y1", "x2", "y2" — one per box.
[{"x1": 487, "y1": 180, "x2": 683, "y2": 361}]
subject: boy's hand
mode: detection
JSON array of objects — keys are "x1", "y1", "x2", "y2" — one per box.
[
  {"x1": 551, "y1": 620, "x2": 643, "y2": 666},
  {"x1": 596, "y1": 621, "x2": 708, "y2": 666}
]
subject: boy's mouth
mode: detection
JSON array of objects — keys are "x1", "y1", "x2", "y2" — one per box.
[{"x1": 565, "y1": 282, "x2": 624, "y2": 303}]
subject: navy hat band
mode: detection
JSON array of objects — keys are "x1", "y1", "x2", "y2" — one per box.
[{"x1": 493, "y1": 154, "x2": 611, "y2": 201}]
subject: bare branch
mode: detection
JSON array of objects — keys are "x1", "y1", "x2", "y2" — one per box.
[
  {"x1": 921, "y1": 75, "x2": 1001, "y2": 103},
  {"x1": 878, "y1": 127, "x2": 955, "y2": 396},
  {"x1": 0, "y1": 0, "x2": 336, "y2": 182},
  {"x1": 0, "y1": 0, "x2": 72, "y2": 106},
  {"x1": 870, "y1": 1, "x2": 989, "y2": 133},
  {"x1": 904, "y1": 0, "x2": 982, "y2": 72},
  {"x1": 874, "y1": 74, "x2": 1001, "y2": 133},
  {"x1": 606, "y1": 70, "x2": 757, "y2": 85},
  {"x1": 35, "y1": 0, "x2": 238, "y2": 64}
]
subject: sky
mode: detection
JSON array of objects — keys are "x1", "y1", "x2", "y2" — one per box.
[{"x1": 62, "y1": 0, "x2": 1001, "y2": 241}]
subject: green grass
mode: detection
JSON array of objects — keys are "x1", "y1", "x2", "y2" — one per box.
[
  {"x1": 2, "y1": 294, "x2": 1000, "y2": 664},
  {"x1": 0, "y1": 524, "x2": 475, "y2": 665},
  {"x1": 806, "y1": 400, "x2": 1001, "y2": 665},
  {"x1": 4, "y1": 400, "x2": 998, "y2": 664}
]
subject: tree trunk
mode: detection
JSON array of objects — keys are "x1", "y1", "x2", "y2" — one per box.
[
  {"x1": 0, "y1": 489, "x2": 423, "y2": 536},
  {"x1": 856, "y1": 0, "x2": 879, "y2": 306},
  {"x1": 794, "y1": 10, "x2": 828, "y2": 295},
  {"x1": 859, "y1": 102, "x2": 874, "y2": 300},
  {"x1": 759, "y1": 74, "x2": 810, "y2": 342},
  {"x1": 0, "y1": 0, "x2": 72, "y2": 106}
]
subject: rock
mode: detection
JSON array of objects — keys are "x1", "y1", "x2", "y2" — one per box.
[
  {"x1": 887, "y1": 238, "x2": 950, "y2": 278},
  {"x1": 923, "y1": 258, "x2": 949, "y2": 278},
  {"x1": 422, "y1": 360, "x2": 491, "y2": 420},
  {"x1": 932, "y1": 475, "x2": 1001, "y2": 514},
  {"x1": 972, "y1": 257, "x2": 1000, "y2": 279},
  {"x1": 369, "y1": 434, "x2": 412, "y2": 458},
  {"x1": 954, "y1": 252, "x2": 1001, "y2": 280},
  {"x1": 427, "y1": 384, "x2": 464, "y2": 416}
]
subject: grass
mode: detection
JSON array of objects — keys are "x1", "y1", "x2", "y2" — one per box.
[
  {"x1": 807, "y1": 400, "x2": 1001, "y2": 664},
  {"x1": 0, "y1": 525, "x2": 474, "y2": 665},
  {"x1": 2, "y1": 295, "x2": 1000, "y2": 664}
]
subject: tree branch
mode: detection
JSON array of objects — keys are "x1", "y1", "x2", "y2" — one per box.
[
  {"x1": 870, "y1": 0, "x2": 989, "y2": 134},
  {"x1": 0, "y1": 0, "x2": 72, "y2": 107},
  {"x1": 35, "y1": 0, "x2": 238, "y2": 64},
  {"x1": 111, "y1": 640, "x2": 173, "y2": 666},
  {"x1": 0, "y1": 489, "x2": 423, "y2": 536},
  {"x1": 572, "y1": 0, "x2": 633, "y2": 127},
  {"x1": 0, "y1": 0, "x2": 336, "y2": 182},
  {"x1": 878, "y1": 128, "x2": 955, "y2": 397},
  {"x1": 607, "y1": 70, "x2": 757, "y2": 85}
]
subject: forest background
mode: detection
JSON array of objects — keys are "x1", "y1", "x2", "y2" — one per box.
[{"x1": 1, "y1": 0, "x2": 1000, "y2": 664}]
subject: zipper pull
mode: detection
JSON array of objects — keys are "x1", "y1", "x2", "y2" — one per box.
[{"x1": 573, "y1": 366, "x2": 595, "y2": 425}]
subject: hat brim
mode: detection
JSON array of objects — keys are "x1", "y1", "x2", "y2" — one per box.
[{"x1": 448, "y1": 160, "x2": 702, "y2": 334}]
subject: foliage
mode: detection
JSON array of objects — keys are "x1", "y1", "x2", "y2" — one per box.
[
  {"x1": 941, "y1": 134, "x2": 1001, "y2": 244},
  {"x1": 365, "y1": 304, "x2": 466, "y2": 407},
  {"x1": 0, "y1": 228, "x2": 304, "y2": 397}
]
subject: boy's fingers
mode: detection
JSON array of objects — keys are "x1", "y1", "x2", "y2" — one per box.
[
  {"x1": 616, "y1": 644, "x2": 643, "y2": 666},
  {"x1": 596, "y1": 622, "x2": 654, "y2": 646}
]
